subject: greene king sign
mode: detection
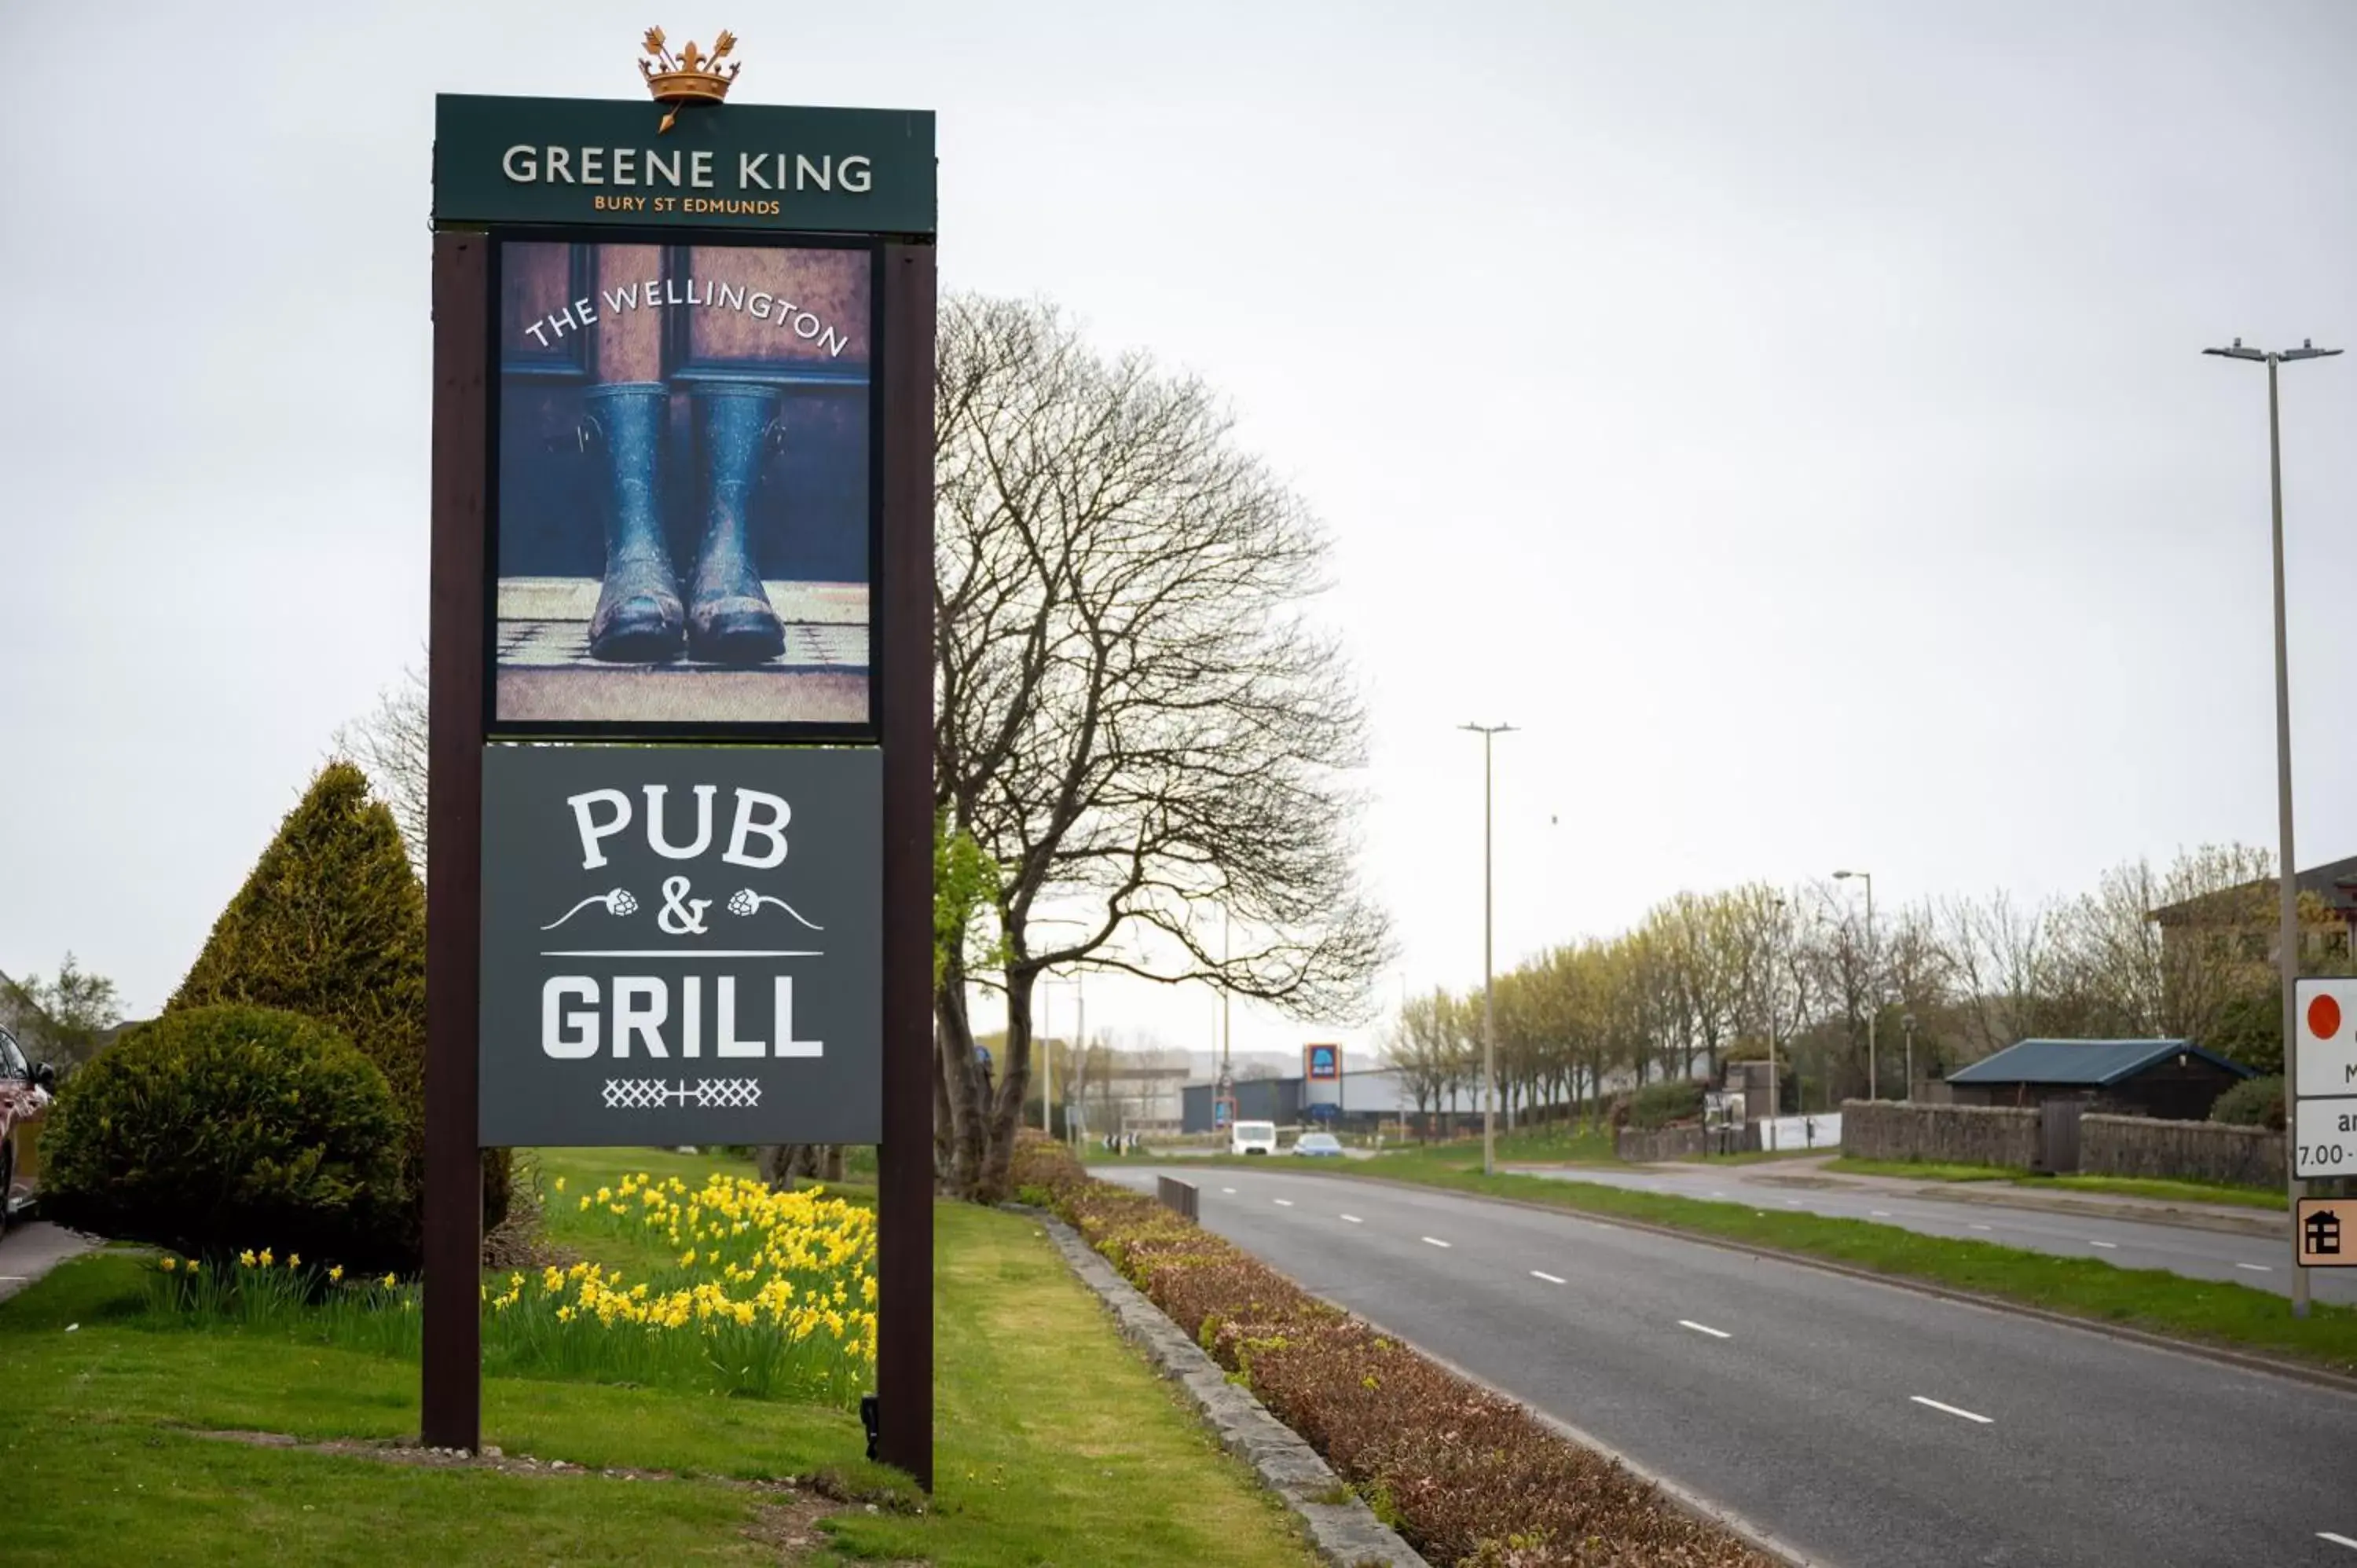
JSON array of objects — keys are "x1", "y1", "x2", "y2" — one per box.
[
  {"x1": 434, "y1": 95, "x2": 937, "y2": 233},
  {"x1": 478, "y1": 744, "x2": 881, "y2": 1145}
]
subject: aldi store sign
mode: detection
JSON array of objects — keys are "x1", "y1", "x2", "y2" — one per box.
[{"x1": 478, "y1": 744, "x2": 880, "y2": 1146}]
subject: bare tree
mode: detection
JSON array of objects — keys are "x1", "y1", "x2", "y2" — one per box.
[
  {"x1": 334, "y1": 660, "x2": 430, "y2": 874},
  {"x1": 931, "y1": 297, "x2": 1392, "y2": 1200}
]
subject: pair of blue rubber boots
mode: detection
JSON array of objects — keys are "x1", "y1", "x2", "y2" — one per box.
[{"x1": 581, "y1": 381, "x2": 786, "y2": 666}]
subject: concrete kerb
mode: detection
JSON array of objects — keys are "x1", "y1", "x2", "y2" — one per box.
[
  {"x1": 1008, "y1": 1206, "x2": 1427, "y2": 1568},
  {"x1": 1317, "y1": 1170, "x2": 2357, "y2": 1400}
]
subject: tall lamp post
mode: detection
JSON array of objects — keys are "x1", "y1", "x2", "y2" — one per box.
[
  {"x1": 1834, "y1": 870, "x2": 1875, "y2": 1100},
  {"x1": 1461, "y1": 722, "x2": 1516, "y2": 1176},
  {"x1": 1039, "y1": 973, "x2": 1083, "y2": 1138},
  {"x1": 2206, "y1": 335, "x2": 2341, "y2": 1319},
  {"x1": 1768, "y1": 894, "x2": 1787, "y2": 1122}
]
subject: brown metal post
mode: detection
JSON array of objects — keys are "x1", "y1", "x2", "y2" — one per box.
[
  {"x1": 874, "y1": 240, "x2": 937, "y2": 1491},
  {"x1": 423, "y1": 229, "x2": 489, "y2": 1450}
]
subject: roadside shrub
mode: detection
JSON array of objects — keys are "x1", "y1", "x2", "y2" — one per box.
[
  {"x1": 1626, "y1": 1079, "x2": 1705, "y2": 1131},
  {"x1": 2209, "y1": 1074, "x2": 2286, "y2": 1131},
  {"x1": 43, "y1": 1005, "x2": 407, "y2": 1269},
  {"x1": 166, "y1": 760, "x2": 509, "y2": 1258},
  {"x1": 1049, "y1": 1172, "x2": 1769, "y2": 1567}
]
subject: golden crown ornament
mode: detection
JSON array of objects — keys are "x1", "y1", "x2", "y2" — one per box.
[{"x1": 640, "y1": 27, "x2": 739, "y2": 134}]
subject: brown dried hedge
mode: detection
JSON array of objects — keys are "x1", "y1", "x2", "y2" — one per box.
[{"x1": 1012, "y1": 1135, "x2": 1771, "y2": 1568}]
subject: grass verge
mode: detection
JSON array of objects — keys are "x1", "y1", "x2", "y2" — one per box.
[
  {"x1": 1299, "y1": 1150, "x2": 2357, "y2": 1377},
  {"x1": 5, "y1": 1149, "x2": 1318, "y2": 1568},
  {"x1": 1825, "y1": 1156, "x2": 2287, "y2": 1210}
]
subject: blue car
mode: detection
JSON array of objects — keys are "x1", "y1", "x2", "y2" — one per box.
[{"x1": 1292, "y1": 1132, "x2": 1344, "y2": 1157}]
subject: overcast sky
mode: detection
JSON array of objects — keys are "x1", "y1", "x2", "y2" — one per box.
[{"x1": 5, "y1": 1, "x2": 2353, "y2": 1072}]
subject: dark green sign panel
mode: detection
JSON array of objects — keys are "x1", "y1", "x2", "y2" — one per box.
[{"x1": 434, "y1": 94, "x2": 936, "y2": 234}]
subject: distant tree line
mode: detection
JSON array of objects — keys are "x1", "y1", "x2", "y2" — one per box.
[{"x1": 1384, "y1": 844, "x2": 2344, "y2": 1123}]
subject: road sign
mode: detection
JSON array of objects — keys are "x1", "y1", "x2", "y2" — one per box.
[
  {"x1": 2297, "y1": 1198, "x2": 2352, "y2": 1268},
  {"x1": 2293, "y1": 1095, "x2": 2357, "y2": 1179},
  {"x1": 2295, "y1": 977, "x2": 2357, "y2": 1100}
]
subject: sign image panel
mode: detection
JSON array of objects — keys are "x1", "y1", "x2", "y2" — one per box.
[
  {"x1": 478, "y1": 743, "x2": 881, "y2": 1146},
  {"x1": 493, "y1": 236, "x2": 874, "y2": 732},
  {"x1": 1305, "y1": 1043, "x2": 1340, "y2": 1081}
]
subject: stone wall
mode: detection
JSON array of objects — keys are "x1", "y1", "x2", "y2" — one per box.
[
  {"x1": 1839, "y1": 1101, "x2": 2040, "y2": 1168},
  {"x1": 2080, "y1": 1114, "x2": 2283, "y2": 1190},
  {"x1": 1616, "y1": 1127, "x2": 1704, "y2": 1163},
  {"x1": 1614, "y1": 1125, "x2": 1758, "y2": 1163}
]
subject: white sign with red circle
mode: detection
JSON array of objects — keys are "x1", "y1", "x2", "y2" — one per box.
[{"x1": 2294, "y1": 977, "x2": 2357, "y2": 1102}]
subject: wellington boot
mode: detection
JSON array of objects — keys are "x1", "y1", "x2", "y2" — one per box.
[
  {"x1": 582, "y1": 382, "x2": 686, "y2": 663},
  {"x1": 687, "y1": 383, "x2": 786, "y2": 665}
]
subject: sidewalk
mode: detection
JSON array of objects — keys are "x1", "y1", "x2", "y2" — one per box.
[
  {"x1": 1739, "y1": 1156, "x2": 2286, "y2": 1240},
  {"x1": 0, "y1": 1221, "x2": 101, "y2": 1305}
]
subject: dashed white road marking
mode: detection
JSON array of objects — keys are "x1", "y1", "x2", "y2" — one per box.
[
  {"x1": 1677, "y1": 1319, "x2": 1732, "y2": 1339},
  {"x1": 1783, "y1": 1200, "x2": 1802, "y2": 1207},
  {"x1": 1869, "y1": 1210, "x2": 1893, "y2": 1218},
  {"x1": 1273, "y1": 1199, "x2": 1293, "y2": 1207},
  {"x1": 2237, "y1": 1262, "x2": 2274, "y2": 1273},
  {"x1": 1530, "y1": 1269, "x2": 1566, "y2": 1284},
  {"x1": 1910, "y1": 1395, "x2": 1992, "y2": 1424},
  {"x1": 2089, "y1": 1240, "x2": 2119, "y2": 1250},
  {"x1": 1340, "y1": 1214, "x2": 1363, "y2": 1225},
  {"x1": 1420, "y1": 1236, "x2": 1452, "y2": 1249},
  {"x1": 2317, "y1": 1531, "x2": 2357, "y2": 1550},
  {"x1": 1220, "y1": 1187, "x2": 1237, "y2": 1194},
  {"x1": 1710, "y1": 1190, "x2": 1726, "y2": 1197},
  {"x1": 1969, "y1": 1223, "x2": 1994, "y2": 1232}
]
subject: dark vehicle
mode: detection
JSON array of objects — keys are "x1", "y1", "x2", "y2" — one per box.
[{"x1": 0, "y1": 1026, "x2": 55, "y2": 1231}]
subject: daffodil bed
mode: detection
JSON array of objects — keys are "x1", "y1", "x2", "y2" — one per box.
[{"x1": 141, "y1": 1171, "x2": 878, "y2": 1408}]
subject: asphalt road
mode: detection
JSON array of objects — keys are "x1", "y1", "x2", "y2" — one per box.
[
  {"x1": 1105, "y1": 1165, "x2": 2357, "y2": 1568},
  {"x1": 1512, "y1": 1161, "x2": 2357, "y2": 1306}
]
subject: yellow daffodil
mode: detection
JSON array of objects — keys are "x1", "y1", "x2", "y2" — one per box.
[
  {"x1": 381, "y1": 1273, "x2": 398, "y2": 1288},
  {"x1": 328, "y1": 1265, "x2": 344, "y2": 1283},
  {"x1": 288, "y1": 1253, "x2": 301, "y2": 1269},
  {"x1": 259, "y1": 1248, "x2": 274, "y2": 1267},
  {"x1": 239, "y1": 1249, "x2": 257, "y2": 1267}
]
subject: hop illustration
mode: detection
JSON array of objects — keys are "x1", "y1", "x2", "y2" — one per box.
[
  {"x1": 725, "y1": 888, "x2": 824, "y2": 931},
  {"x1": 542, "y1": 888, "x2": 640, "y2": 931}
]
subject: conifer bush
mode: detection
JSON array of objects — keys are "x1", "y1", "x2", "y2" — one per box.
[
  {"x1": 165, "y1": 761, "x2": 508, "y2": 1258},
  {"x1": 43, "y1": 1004, "x2": 407, "y2": 1268}
]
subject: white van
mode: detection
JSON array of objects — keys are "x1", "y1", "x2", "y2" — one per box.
[{"x1": 1230, "y1": 1119, "x2": 1278, "y2": 1156}]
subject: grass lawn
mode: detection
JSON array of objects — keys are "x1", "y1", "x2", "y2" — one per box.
[
  {"x1": 5, "y1": 1148, "x2": 1319, "y2": 1568},
  {"x1": 1824, "y1": 1156, "x2": 2287, "y2": 1211},
  {"x1": 1297, "y1": 1149, "x2": 2357, "y2": 1377}
]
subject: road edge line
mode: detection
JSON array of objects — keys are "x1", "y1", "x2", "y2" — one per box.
[{"x1": 1303, "y1": 1170, "x2": 2357, "y2": 1400}]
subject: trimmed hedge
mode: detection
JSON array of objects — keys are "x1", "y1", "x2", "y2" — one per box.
[
  {"x1": 1626, "y1": 1079, "x2": 1705, "y2": 1132},
  {"x1": 2209, "y1": 1074, "x2": 2286, "y2": 1131},
  {"x1": 42, "y1": 1004, "x2": 408, "y2": 1269},
  {"x1": 167, "y1": 760, "x2": 508, "y2": 1259},
  {"x1": 1011, "y1": 1136, "x2": 1768, "y2": 1567}
]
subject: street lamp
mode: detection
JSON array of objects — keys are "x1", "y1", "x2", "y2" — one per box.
[
  {"x1": 2206, "y1": 335, "x2": 2341, "y2": 1320},
  {"x1": 1039, "y1": 973, "x2": 1083, "y2": 1138},
  {"x1": 1901, "y1": 1012, "x2": 1918, "y2": 1101},
  {"x1": 1461, "y1": 722, "x2": 1516, "y2": 1177},
  {"x1": 1768, "y1": 894, "x2": 1787, "y2": 1125},
  {"x1": 1834, "y1": 870, "x2": 1875, "y2": 1101}
]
